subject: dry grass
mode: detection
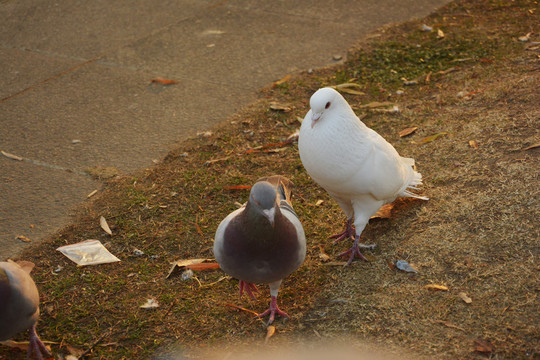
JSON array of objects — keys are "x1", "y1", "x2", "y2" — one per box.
[{"x1": 1, "y1": 0, "x2": 538, "y2": 359}]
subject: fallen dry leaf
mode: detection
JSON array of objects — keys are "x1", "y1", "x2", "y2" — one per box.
[
  {"x1": 166, "y1": 258, "x2": 215, "y2": 278},
  {"x1": 437, "y1": 29, "x2": 445, "y2": 38},
  {"x1": 318, "y1": 244, "x2": 331, "y2": 262},
  {"x1": 269, "y1": 102, "x2": 292, "y2": 112},
  {"x1": 469, "y1": 140, "x2": 479, "y2": 149},
  {"x1": 315, "y1": 199, "x2": 324, "y2": 206},
  {"x1": 399, "y1": 126, "x2": 418, "y2": 137},
  {"x1": 140, "y1": 298, "x2": 159, "y2": 309},
  {"x1": 474, "y1": 338, "x2": 495, "y2": 353},
  {"x1": 16, "y1": 235, "x2": 31, "y2": 243},
  {"x1": 333, "y1": 82, "x2": 365, "y2": 95},
  {"x1": 523, "y1": 142, "x2": 540, "y2": 151},
  {"x1": 1, "y1": 150, "x2": 23, "y2": 161},
  {"x1": 150, "y1": 78, "x2": 177, "y2": 85},
  {"x1": 458, "y1": 292, "x2": 473, "y2": 304},
  {"x1": 265, "y1": 325, "x2": 276, "y2": 343},
  {"x1": 371, "y1": 203, "x2": 394, "y2": 219},
  {"x1": 518, "y1": 32, "x2": 532, "y2": 42},
  {"x1": 100, "y1": 216, "x2": 113, "y2": 236},
  {"x1": 185, "y1": 262, "x2": 220, "y2": 271},
  {"x1": 425, "y1": 284, "x2": 449, "y2": 291},
  {"x1": 421, "y1": 132, "x2": 447, "y2": 144},
  {"x1": 223, "y1": 185, "x2": 252, "y2": 190},
  {"x1": 273, "y1": 74, "x2": 290, "y2": 87},
  {"x1": 359, "y1": 101, "x2": 394, "y2": 109}
]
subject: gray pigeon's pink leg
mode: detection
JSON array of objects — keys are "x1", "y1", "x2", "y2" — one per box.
[
  {"x1": 28, "y1": 324, "x2": 51, "y2": 360},
  {"x1": 257, "y1": 295, "x2": 289, "y2": 325},
  {"x1": 329, "y1": 218, "x2": 355, "y2": 244},
  {"x1": 338, "y1": 235, "x2": 376, "y2": 266},
  {"x1": 239, "y1": 280, "x2": 259, "y2": 299}
]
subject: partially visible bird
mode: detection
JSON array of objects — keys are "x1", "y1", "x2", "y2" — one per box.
[
  {"x1": 298, "y1": 87, "x2": 428, "y2": 265},
  {"x1": 0, "y1": 260, "x2": 51, "y2": 360},
  {"x1": 214, "y1": 175, "x2": 306, "y2": 325}
]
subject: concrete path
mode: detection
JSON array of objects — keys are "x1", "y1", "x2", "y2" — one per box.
[{"x1": 0, "y1": 0, "x2": 449, "y2": 259}]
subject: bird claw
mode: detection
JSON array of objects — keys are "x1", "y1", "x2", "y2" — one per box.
[
  {"x1": 239, "y1": 280, "x2": 259, "y2": 300},
  {"x1": 329, "y1": 219, "x2": 355, "y2": 244},
  {"x1": 28, "y1": 325, "x2": 51, "y2": 360},
  {"x1": 257, "y1": 296, "x2": 289, "y2": 325},
  {"x1": 338, "y1": 236, "x2": 376, "y2": 265}
]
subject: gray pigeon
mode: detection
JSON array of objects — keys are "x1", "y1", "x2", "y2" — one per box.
[
  {"x1": 214, "y1": 175, "x2": 306, "y2": 325},
  {"x1": 299, "y1": 87, "x2": 428, "y2": 265},
  {"x1": 0, "y1": 261, "x2": 50, "y2": 359}
]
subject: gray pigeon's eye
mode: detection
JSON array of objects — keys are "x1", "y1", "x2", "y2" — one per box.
[{"x1": 325, "y1": 102, "x2": 331, "y2": 109}]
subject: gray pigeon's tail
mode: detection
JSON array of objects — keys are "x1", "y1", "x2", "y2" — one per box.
[{"x1": 400, "y1": 157, "x2": 429, "y2": 201}]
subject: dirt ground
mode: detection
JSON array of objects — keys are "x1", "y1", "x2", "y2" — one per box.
[{"x1": 1, "y1": 0, "x2": 538, "y2": 359}]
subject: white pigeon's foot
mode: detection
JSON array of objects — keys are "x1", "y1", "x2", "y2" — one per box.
[
  {"x1": 28, "y1": 324, "x2": 51, "y2": 360},
  {"x1": 338, "y1": 236, "x2": 376, "y2": 266},
  {"x1": 257, "y1": 295, "x2": 289, "y2": 325},
  {"x1": 329, "y1": 218, "x2": 355, "y2": 244},
  {"x1": 239, "y1": 280, "x2": 259, "y2": 299}
]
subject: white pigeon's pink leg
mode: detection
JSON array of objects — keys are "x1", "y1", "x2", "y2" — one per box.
[
  {"x1": 28, "y1": 324, "x2": 51, "y2": 360},
  {"x1": 338, "y1": 235, "x2": 376, "y2": 265},
  {"x1": 329, "y1": 217, "x2": 355, "y2": 244},
  {"x1": 239, "y1": 280, "x2": 259, "y2": 299}
]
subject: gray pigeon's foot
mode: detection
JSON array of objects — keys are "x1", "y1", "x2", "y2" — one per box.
[
  {"x1": 338, "y1": 236, "x2": 376, "y2": 266},
  {"x1": 329, "y1": 218, "x2": 355, "y2": 244},
  {"x1": 257, "y1": 295, "x2": 289, "y2": 325},
  {"x1": 239, "y1": 280, "x2": 259, "y2": 300},
  {"x1": 28, "y1": 324, "x2": 51, "y2": 360}
]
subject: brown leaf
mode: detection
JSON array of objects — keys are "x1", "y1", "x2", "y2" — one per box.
[
  {"x1": 425, "y1": 284, "x2": 449, "y2": 291},
  {"x1": 399, "y1": 126, "x2": 418, "y2": 137},
  {"x1": 371, "y1": 203, "x2": 394, "y2": 219},
  {"x1": 318, "y1": 244, "x2": 330, "y2": 262},
  {"x1": 1, "y1": 150, "x2": 23, "y2": 161},
  {"x1": 269, "y1": 102, "x2": 292, "y2": 112},
  {"x1": 151, "y1": 78, "x2": 177, "y2": 85},
  {"x1": 273, "y1": 74, "x2": 290, "y2": 87},
  {"x1": 421, "y1": 132, "x2": 447, "y2": 144},
  {"x1": 437, "y1": 29, "x2": 445, "y2": 39},
  {"x1": 469, "y1": 140, "x2": 479, "y2": 149},
  {"x1": 458, "y1": 292, "x2": 472, "y2": 304},
  {"x1": 16, "y1": 235, "x2": 31, "y2": 243},
  {"x1": 265, "y1": 325, "x2": 276, "y2": 343},
  {"x1": 523, "y1": 142, "x2": 540, "y2": 151},
  {"x1": 333, "y1": 83, "x2": 366, "y2": 95},
  {"x1": 474, "y1": 338, "x2": 495, "y2": 353},
  {"x1": 66, "y1": 344, "x2": 86, "y2": 357},
  {"x1": 100, "y1": 216, "x2": 113, "y2": 236},
  {"x1": 359, "y1": 101, "x2": 394, "y2": 109},
  {"x1": 223, "y1": 185, "x2": 252, "y2": 190},
  {"x1": 185, "y1": 262, "x2": 220, "y2": 271}
]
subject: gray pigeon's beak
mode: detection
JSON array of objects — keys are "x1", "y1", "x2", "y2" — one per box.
[
  {"x1": 311, "y1": 112, "x2": 322, "y2": 128},
  {"x1": 262, "y1": 207, "x2": 276, "y2": 227}
]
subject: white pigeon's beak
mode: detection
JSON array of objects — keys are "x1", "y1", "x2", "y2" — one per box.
[
  {"x1": 262, "y1": 207, "x2": 276, "y2": 227},
  {"x1": 311, "y1": 112, "x2": 322, "y2": 128}
]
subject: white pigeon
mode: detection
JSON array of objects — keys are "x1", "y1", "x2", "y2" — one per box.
[{"x1": 298, "y1": 87, "x2": 428, "y2": 265}]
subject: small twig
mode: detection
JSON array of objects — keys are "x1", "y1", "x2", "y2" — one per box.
[
  {"x1": 78, "y1": 321, "x2": 120, "y2": 359},
  {"x1": 161, "y1": 300, "x2": 177, "y2": 320},
  {"x1": 434, "y1": 320, "x2": 466, "y2": 332},
  {"x1": 223, "y1": 303, "x2": 260, "y2": 317},
  {"x1": 200, "y1": 276, "x2": 231, "y2": 288}
]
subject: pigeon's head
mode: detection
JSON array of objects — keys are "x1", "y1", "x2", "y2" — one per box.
[
  {"x1": 309, "y1": 87, "x2": 341, "y2": 128},
  {"x1": 249, "y1": 181, "x2": 278, "y2": 226}
]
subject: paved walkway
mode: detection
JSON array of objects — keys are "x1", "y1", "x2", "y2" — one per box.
[{"x1": 0, "y1": 0, "x2": 449, "y2": 259}]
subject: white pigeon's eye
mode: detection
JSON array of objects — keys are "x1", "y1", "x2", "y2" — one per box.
[{"x1": 325, "y1": 101, "x2": 331, "y2": 109}]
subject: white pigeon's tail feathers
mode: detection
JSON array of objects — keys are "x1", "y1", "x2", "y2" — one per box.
[{"x1": 400, "y1": 161, "x2": 429, "y2": 200}]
